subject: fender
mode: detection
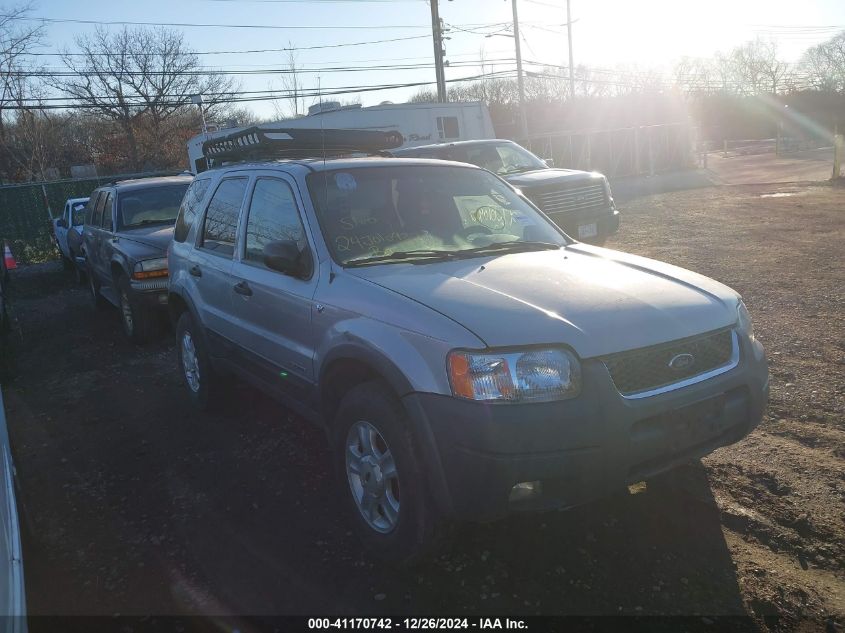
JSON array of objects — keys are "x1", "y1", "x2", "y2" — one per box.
[
  {"x1": 109, "y1": 252, "x2": 131, "y2": 282},
  {"x1": 318, "y1": 342, "x2": 414, "y2": 400},
  {"x1": 317, "y1": 341, "x2": 456, "y2": 516},
  {"x1": 168, "y1": 284, "x2": 203, "y2": 332}
]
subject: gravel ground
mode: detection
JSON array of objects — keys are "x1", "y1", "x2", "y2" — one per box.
[{"x1": 2, "y1": 180, "x2": 843, "y2": 630}]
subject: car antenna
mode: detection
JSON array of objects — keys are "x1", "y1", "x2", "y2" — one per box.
[{"x1": 318, "y1": 76, "x2": 336, "y2": 284}]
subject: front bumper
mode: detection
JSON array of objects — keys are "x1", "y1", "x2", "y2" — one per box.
[
  {"x1": 403, "y1": 333, "x2": 767, "y2": 522},
  {"x1": 547, "y1": 206, "x2": 620, "y2": 241},
  {"x1": 130, "y1": 277, "x2": 169, "y2": 308}
]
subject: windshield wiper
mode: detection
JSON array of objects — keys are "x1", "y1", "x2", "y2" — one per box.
[
  {"x1": 451, "y1": 240, "x2": 562, "y2": 259},
  {"x1": 344, "y1": 249, "x2": 459, "y2": 267}
]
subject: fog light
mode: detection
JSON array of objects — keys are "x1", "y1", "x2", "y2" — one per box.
[
  {"x1": 509, "y1": 480, "x2": 542, "y2": 503},
  {"x1": 158, "y1": 294, "x2": 168, "y2": 304}
]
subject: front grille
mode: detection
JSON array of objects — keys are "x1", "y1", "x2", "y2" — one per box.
[
  {"x1": 538, "y1": 183, "x2": 607, "y2": 215},
  {"x1": 603, "y1": 329, "x2": 735, "y2": 397},
  {"x1": 130, "y1": 278, "x2": 168, "y2": 292}
]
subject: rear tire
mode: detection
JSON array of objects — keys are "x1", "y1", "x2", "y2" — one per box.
[
  {"x1": 117, "y1": 274, "x2": 158, "y2": 344},
  {"x1": 175, "y1": 311, "x2": 223, "y2": 410},
  {"x1": 332, "y1": 382, "x2": 444, "y2": 565}
]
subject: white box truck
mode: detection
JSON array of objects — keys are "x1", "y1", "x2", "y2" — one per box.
[{"x1": 187, "y1": 101, "x2": 495, "y2": 172}]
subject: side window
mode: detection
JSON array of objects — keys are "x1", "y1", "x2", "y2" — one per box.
[
  {"x1": 174, "y1": 179, "x2": 212, "y2": 243},
  {"x1": 100, "y1": 192, "x2": 114, "y2": 231},
  {"x1": 437, "y1": 116, "x2": 460, "y2": 140},
  {"x1": 200, "y1": 177, "x2": 248, "y2": 257},
  {"x1": 244, "y1": 178, "x2": 307, "y2": 267},
  {"x1": 91, "y1": 192, "x2": 106, "y2": 227}
]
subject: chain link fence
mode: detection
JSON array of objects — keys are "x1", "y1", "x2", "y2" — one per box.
[{"x1": 0, "y1": 171, "x2": 184, "y2": 264}]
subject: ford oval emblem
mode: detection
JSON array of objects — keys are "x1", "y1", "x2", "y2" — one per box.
[{"x1": 668, "y1": 353, "x2": 695, "y2": 371}]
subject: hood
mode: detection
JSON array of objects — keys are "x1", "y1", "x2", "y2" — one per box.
[
  {"x1": 505, "y1": 168, "x2": 601, "y2": 189},
  {"x1": 347, "y1": 245, "x2": 739, "y2": 358},
  {"x1": 119, "y1": 225, "x2": 174, "y2": 254}
]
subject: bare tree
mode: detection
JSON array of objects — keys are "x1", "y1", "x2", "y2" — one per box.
[
  {"x1": 801, "y1": 32, "x2": 845, "y2": 93},
  {"x1": 271, "y1": 44, "x2": 307, "y2": 120},
  {"x1": 0, "y1": 2, "x2": 46, "y2": 179},
  {"x1": 55, "y1": 26, "x2": 237, "y2": 170},
  {"x1": 673, "y1": 56, "x2": 714, "y2": 94},
  {"x1": 730, "y1": 39, "x2": 787, "y2": 95}
]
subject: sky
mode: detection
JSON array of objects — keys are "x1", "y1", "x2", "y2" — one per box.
[{"x1": 25, "y1": 0, "x2": 845, "y2": 119}]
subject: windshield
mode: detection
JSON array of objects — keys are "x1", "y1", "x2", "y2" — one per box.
[
  {"x1": 307, "y1": 165, "x2": 566, "y2": 266},
  {"x1": 454, "y1": 142, "x2": 548, "y2": 175},
  {"x1": 118, "y1": 184, "x2": 190, "y2": 230},
  {"x1": 408, "y1": 142, "x2": 548, "y2": 175}
]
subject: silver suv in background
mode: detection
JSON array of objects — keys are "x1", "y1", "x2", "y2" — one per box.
[{"x1": 168, "y1": 129, "x2": 768, "y2": 563}]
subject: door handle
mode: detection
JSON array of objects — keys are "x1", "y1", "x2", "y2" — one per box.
[
  {"x1": 189, "y1": 265, "x2": 202, "y2": 277},
  {"x1": 234, "y1": 281, "x2": 253, "y2": 296}
]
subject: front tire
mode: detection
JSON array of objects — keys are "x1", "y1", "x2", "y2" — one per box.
[
  {"x1": 333, "y1": 382, "x2": 443, "y2": 564},
  {"x1": 117, "y1": 275, "x2": 157, "y2": 344},
  {"x1": 175, "y1": 311, "x2": 222, "y2": 410}
]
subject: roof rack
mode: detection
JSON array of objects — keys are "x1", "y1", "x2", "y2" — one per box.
[{"x1": 201, "y1": 127, "x2": 405, "y2": 163}]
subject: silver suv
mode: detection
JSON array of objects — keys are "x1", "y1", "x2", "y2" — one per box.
[{"x1": 168, "y1": 131, "x2": 768, "y2": 562}]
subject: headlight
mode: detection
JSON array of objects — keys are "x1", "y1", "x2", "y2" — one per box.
[
  {"x1": 736, "y1": 300, "x2": 754, "y2": 339},
  {"x1": 132, "y1": 257, "x2": 168, "y2": 280},
  {"x1": 447, "y1": 348, "x2": 581, "y2": 403}
]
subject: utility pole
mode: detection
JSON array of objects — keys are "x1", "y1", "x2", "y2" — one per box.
[
  {"x1": 511, "y1": 0, "x2": 528, "y2": 139},
  {"x1": 429, "y1": 0, "x2": 447, "y2": 102},
  {"x1": 566, "y1": 0, "x2": 575, "y2": 100}
]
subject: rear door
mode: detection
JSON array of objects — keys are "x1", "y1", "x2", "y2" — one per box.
[
  {"x1": 96, "y1": 191, "x2": 116, "y2": 283},
  {"x1": 190, "y1": 175, "x2": 251, "y2": 348},
  {"x1": 228, "y1": 172, "x2": 319, "y2": 394}
]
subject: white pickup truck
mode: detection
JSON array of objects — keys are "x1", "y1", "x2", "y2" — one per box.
[{"x1": 53, "y1": 197, "x2": 89, "y2": 278}]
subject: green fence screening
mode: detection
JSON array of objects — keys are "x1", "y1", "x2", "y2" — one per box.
[{"x1": 0, "y1": 171, "x2": 184, "y2": 263}]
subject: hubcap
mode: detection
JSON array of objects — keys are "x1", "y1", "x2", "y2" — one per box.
[
  {"x1": 120, "y1": 291, "x2": 134, "y2": 334},
  {"x1": 346, "y1": 421, "x2": 400, "y2": 534},
  {"x1": 181, "y1": 331, "x2": 201, "y2": 393}
]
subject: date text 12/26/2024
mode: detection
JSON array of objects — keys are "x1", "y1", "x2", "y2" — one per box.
[{"x1": 308, "y1": 618, "x2": 528, "y2": 630}]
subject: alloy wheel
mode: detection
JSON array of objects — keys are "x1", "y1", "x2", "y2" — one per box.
[{"x1": 345, "y1": 420, "x2": 400, "y2": 534}]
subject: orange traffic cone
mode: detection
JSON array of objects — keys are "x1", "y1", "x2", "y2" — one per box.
[{"x1": 3, "y1": 242, "x2": 17, "y2": 270}]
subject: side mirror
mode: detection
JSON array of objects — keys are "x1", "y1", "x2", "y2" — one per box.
[
  {"x1": 544, "y1": 158, "x2": 555, "y2": 168},
  {"x1": 263, "y1": 240, "x2": 310, "y2": 277},
  {"x1": 56, "y1": 218, "x2": 68, "y2": 229}
]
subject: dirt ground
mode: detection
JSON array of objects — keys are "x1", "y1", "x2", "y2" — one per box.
[
  {"x1": 706, "y1": 148, "x2": 837, "y2": 185},
  {"x1": 2, "y1": 179, "x2": 843, "y2": 630}
]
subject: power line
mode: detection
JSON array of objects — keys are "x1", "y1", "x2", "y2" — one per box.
[
  {"x1": 200, "y1": 0, "x2": 424, "y2": 3},
  {"x1": 7, "y1": 58, "x2": 519, "y2": 78},
  {"x1": 27, "y1": 35, "x2": 434, "y2": 56},
  {"x1": 0, "y1": 70, "x2": 521, "y2": 110},
  {"x1": 18, "y1": 16, "x2": 433, "y2": 30}
]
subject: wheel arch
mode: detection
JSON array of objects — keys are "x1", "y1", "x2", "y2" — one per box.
[{"x1": 318, "y1": 345, "x2": 414, "y2": 426}]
